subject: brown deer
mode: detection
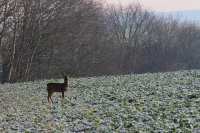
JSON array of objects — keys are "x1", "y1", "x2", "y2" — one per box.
[{"x1": 47, "y1": 75, "x2": 68, "y2": 104}]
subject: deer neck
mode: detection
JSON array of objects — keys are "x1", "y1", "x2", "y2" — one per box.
[{"x1": 64, "y1": 80, "x2": 68, "y2": 86}]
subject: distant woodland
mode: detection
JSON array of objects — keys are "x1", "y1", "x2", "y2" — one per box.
[{"x1": 0, "y1": 0, "x2": 200, "y2": 82}]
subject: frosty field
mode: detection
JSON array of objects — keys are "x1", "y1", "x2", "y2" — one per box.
[{"x1": 0, "y1": 70, "x2": 200, "y2": 132}]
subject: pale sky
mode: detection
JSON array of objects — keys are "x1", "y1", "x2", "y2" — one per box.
[{"x1": 106, "y1": 0, "x2": 200, "y2": 12}]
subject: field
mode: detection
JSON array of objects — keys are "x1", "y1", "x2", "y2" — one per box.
[{"x1": 0, "y1": 70, "x2": 200, "y2": 132}]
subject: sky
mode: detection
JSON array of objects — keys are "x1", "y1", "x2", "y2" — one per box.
[
  {"x1": 105, "y1": 0, "x2": 200, "y2": 22},
  {"x1": 106, "y1": 0, "x2": 200, "y2": 12}
]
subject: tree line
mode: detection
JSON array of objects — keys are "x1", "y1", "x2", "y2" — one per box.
[{"x1": 0, "y1": 0, "x2": 200, "y2": 82}]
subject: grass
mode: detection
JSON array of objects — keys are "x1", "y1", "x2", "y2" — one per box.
[{"x1": 0, "y1": 70, "x2": 200, "y2": 132}]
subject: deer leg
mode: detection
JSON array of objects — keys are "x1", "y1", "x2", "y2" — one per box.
[
  {"x1": 48, "y1": 92, "x2": 53, "y2": 104},
  {"x1": 62, "y1": 91, "x2": 64, "y2": 99},
  {"x1": 48, "y1": 93, "x2": 51, "y2": 103},
  {"x1": 50, "y1": 96, "x2": 53, "y2": 104}
]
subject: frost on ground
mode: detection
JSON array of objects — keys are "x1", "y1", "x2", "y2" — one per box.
[{"x1": 0, "y1": 70, "x2": 200, "y2": 132}]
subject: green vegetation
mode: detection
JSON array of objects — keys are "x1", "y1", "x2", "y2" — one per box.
[{"x1": 0, "y1": 70, "x2": 200, "y2": 132}]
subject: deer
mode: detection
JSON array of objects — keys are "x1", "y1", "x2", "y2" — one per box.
[{"x1": 47, "y1": 75, "x2": 68, "y2": 104}]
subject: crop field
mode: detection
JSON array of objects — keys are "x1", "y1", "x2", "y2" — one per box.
[{"x1": 0, "y1": 70, "x2": 200, "y2": 132}]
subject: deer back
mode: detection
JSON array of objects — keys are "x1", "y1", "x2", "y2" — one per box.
[{"x1": 47, "y1": 83, "x2": 67, "y2": 92}]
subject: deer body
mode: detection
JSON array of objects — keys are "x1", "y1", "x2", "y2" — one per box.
[{"x1": 47, "y1": 76, "x2": 68, "y2": 104}]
